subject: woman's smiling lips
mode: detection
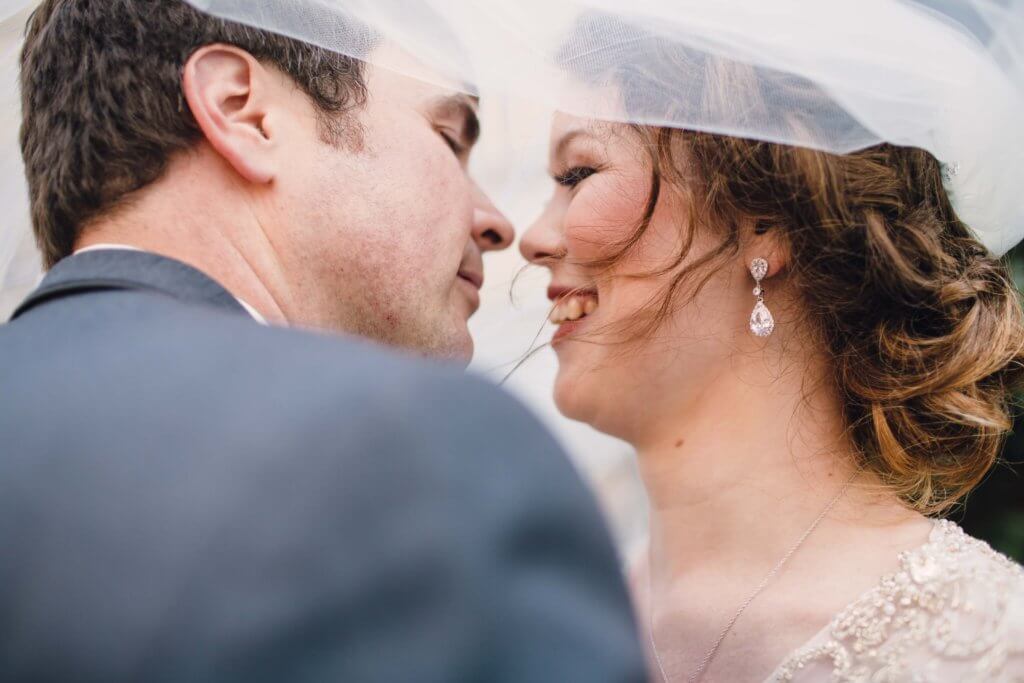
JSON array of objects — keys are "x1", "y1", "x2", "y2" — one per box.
[
  {"x1": 553, "y1": 317, "x2": 585, "y2": 342},
  {"x1": 548, "y1": 284, "x2": 598, "y2": 343}
]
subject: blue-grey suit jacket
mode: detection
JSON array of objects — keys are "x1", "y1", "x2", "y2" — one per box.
[{"x1": 0, "y1": 250, "x2": 646, "y2": 683}]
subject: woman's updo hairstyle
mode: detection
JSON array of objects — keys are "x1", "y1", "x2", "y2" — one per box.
[{"x1": 563, "y1": 14, "x2": 1024, "y2": 514}]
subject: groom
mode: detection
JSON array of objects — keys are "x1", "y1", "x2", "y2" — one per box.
[{"x1": 0, "y1": 2, "x2": 646, "y2": 682}]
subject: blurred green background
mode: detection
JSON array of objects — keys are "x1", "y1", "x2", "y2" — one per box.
[{"x1": 953, "y1": 248, "x2": 1024, "y2": 562}]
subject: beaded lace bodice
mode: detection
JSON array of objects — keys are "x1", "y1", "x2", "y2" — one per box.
[{"x1": 768, "y1": 520, "x2": 1024, "y2": 682}]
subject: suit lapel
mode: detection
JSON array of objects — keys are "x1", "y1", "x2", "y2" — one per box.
[{"x1": 10, "y1": 250, "x2": 250, "y2": 321}]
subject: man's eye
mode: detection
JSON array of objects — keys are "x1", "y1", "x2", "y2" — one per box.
[
  {"x1": 554, "y1": 166, "x2": 597, "y2": 188},
  {"x1": 440, "y1": 131, "x2": 465, "y2": 156}
]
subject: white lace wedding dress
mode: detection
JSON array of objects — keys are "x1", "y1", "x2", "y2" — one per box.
[{"x1": 767, "y1": 520, "x2": 1024, "y2": 682}]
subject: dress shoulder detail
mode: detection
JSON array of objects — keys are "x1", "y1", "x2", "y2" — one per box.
[{"x1": 770, "y1": 520, "x2": 1024, "y2": 682}]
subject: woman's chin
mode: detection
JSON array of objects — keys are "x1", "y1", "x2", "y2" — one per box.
[{"x1": 552, "y1": 365, "x2": 598, "y2": 426}]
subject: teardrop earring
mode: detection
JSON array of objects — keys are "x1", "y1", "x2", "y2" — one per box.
[{"x1": 749, "y1": 258, "x2": 775, "y2": 337}]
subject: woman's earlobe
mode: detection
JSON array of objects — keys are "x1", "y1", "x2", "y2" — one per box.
[{"x1": 745, "y1": 221, "x2": 790, "y2": 279}]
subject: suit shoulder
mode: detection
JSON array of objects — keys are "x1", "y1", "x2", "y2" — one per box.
[
  {"x1": 231, "y1": 321, "x2": 515, "y2": 411},
  {"x1": 200, "y1": 321, "x2": 568, "y2": 472}
]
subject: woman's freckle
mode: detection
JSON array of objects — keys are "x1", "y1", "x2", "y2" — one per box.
[{"x1": 674, "y1": 439, "x2": 684, "y2": 448}]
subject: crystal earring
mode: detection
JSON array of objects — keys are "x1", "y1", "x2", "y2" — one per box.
[{"x1": 749, "y1": 258, "x2": 775, "y2": 337}]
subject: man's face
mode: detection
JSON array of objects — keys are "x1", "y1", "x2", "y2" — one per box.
[{"x1": 267, "y1": 43, "x2": 513, "y2": 363}]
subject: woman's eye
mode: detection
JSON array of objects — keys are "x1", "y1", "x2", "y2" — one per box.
[{"x1": 554, "y1": 166, "x2": 597, "y2": 188}]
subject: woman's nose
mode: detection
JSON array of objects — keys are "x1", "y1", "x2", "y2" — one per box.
[
  {"x1": 471, "y1": 184, "x2": 515, "y2": 253},
  {"x1": 520, "y1": 206, "x2": 562, "y2": 264}
]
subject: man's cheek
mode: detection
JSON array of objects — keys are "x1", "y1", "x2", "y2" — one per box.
[{"x1": 413, "y1": 144, "x2": 471, "y2": 211}]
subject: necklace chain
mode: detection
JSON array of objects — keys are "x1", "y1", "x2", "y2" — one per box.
[{"x1": 648, "y1": 477, "x2": 856, "y2": 683}]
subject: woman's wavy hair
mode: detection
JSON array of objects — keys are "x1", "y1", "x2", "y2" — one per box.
[{"x1": 561, "y1": 15, "x2": 1024, "y2": 515}]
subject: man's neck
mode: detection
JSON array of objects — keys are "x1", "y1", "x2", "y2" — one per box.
[
  {"x1": 74, "y1": 242, "x2": 273, "y2": 325},
  {"x1": 76, "y1": 219, "x2": 288, "y2": 326},
  {"x1": 73, "y1": 143, "x2": 302, "y2": 326}
]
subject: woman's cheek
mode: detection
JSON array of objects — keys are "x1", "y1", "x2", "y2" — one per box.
[{"x1": 563, "y1": 175, "x2": 650, "y2": 260}]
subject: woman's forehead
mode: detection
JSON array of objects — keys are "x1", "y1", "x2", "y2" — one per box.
[{"x1": 549, "y1": 114, "x2": 638, "y2": 157}]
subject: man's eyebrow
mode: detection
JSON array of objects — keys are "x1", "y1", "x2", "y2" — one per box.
[{"x1": 431, "y1": 94, "x2": 480, "y2": 147}]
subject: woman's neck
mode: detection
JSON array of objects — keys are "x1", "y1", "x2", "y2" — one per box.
[{"x1": 633, "y1": 353, "x2": 919, "y2": 587}]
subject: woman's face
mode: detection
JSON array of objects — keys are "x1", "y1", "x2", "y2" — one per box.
[{"x1": 520, "y1": 114, "x2": 762, "y2": 444}]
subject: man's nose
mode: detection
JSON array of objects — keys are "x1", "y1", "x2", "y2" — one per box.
[{"x1": 471, "y1": 184, "x2": 515, "y2": 253}]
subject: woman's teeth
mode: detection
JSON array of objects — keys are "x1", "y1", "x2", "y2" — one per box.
[{"x1": 549, "y1": 295, "x2": 598, "y2": 325}]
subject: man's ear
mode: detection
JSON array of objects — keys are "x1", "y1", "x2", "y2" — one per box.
[{"x1": 182, "y1": 44, "x2": 276, "y2": 185}]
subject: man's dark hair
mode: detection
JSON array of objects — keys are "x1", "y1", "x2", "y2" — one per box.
[{"x1": 20, "y1": 0, "x2": 371, "y2": 268}]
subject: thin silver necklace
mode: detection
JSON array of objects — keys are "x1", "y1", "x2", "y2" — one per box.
[{"x1": 648, "y1": 477, "x2": 855, "y2": 683}]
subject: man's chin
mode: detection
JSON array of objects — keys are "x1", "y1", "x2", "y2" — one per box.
[
  {"x1": 328, "y1": 312, "x2": 473, "y2": 367},
  {"x1": 443, "y1": 325, "x2": 474, "y2": 367},
  {"x1": 409, "y1": 318, "x2": 473, "y2": 367}
]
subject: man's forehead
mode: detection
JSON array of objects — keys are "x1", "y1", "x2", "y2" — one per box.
[
  {"x1": 365, "y1": 39, "x2": 476, "y2": 104},
  {"x1": 432, "y1": 92, "x2": 479, "y2": 116}
]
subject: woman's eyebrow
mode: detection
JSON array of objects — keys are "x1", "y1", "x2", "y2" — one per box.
[{"x1": 553, "y1": 129, "x2": 595, "y2": 160}]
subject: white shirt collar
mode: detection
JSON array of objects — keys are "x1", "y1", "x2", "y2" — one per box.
[{"x1": 73, "y1": 244, "x2": 269, "y2": 325}]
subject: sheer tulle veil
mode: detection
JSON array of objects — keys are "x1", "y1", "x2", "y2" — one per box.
[{"x1": 1, "y1": 0, "x2": 1022, "y2": 300}]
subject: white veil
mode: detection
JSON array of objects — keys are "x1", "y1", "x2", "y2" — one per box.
[
  {"x1": 1, "y1": 0, "x2": 1023, "y2": 304},
  {"x1": 0, "y1": 2, "x2": 37, "y2": 312},
  {"x1": 182, "y1": 0, "x2": 1024, "y2": 254}
]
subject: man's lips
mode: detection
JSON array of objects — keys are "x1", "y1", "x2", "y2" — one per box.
[
  {"x1": 456, "y1": 269, "x2": 483, "y2": 315},
  {"x1": 458, "y1": 269, "x2": 483, "y2": 290}
]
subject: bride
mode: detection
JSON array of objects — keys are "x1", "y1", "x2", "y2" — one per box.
[{"x1": 519, "y1": 10, "x2": 1024, "y2": 683}]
